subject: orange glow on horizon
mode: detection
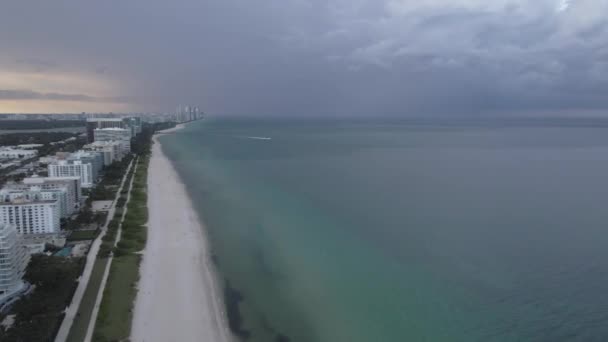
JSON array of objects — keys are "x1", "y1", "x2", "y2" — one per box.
[{"x1": 0, "y1": 100, "x2": 136, "y2": 114}]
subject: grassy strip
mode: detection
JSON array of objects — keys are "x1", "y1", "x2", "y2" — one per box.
[
  {"x1": 92, "y1": 255, "x2": 141, "y2": 341},
  {"x1": 65, "y1": 258, "x2": 109, "y2": 342},
  {"x1": 92, "y1": 155, "x2": 150, "y2": 342}
]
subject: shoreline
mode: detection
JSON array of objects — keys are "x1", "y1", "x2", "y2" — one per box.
[
  {"x1": 130, "y1": 124, "x2": 233, "y2": 342},
  {"x1": 155, "y1": 123, "x2": 185, "y2": 134}
]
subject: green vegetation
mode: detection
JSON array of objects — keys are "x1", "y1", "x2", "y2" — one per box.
[
  {"x1": 114, "y1": 157, "x2": 149, "y2": 255},
  {"x1": 92, "y1": 255, "x2": 141, "y2": 342},
  {"x1": 65, "y1": 163, "x2": 135, "y2": 342},
  {"x1": 0, "y1": 119, "x2": 84, "y2": 130},
  {"x1": 0, "y1": 256, "x2": 84, "y2": 342},
  {"x1": 87, "y1": 156, "x2": 134, "y2": 202},
  {"x1": 67, "y1": 229, "x2": 100, "y2": 241},
  {"x1": 92, "y1": 156, "x2": 149, "y2": 341},
  {"x1": 65, "y1": 258, "x2": 109, "y2": 342},
  {"x1": 63, "y1": 208, "x2": 106, "y2": 231},
  {"x1": 92, "y1": 124, "x2": 158, "y2": 342},
  {"x1": 0, "y1": 131, "x2": 78, "y2": 146}
]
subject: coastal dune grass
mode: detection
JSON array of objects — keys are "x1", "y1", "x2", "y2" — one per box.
[
  {"x1": 92, "y1": 155, "x2": 150, "y2": 342},
  {"x1": 92, "y1": 255, "x2": 141, "y2": 342}
]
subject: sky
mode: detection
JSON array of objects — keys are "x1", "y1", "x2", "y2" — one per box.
[{"x1": 1, "y1": 0, "x2": 607, "y2": 116}]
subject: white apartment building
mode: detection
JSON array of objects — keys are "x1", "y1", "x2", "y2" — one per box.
[
  {"x1": 0, "y1": 223, "x2": 30, "y2": 304},
  {"x1": 86, "y1": 118, "x2": 128, "y2": 143},
  {"x1": 0, "y1": 187, "x2": 70, "y2": 218},
  {"x1": 0, "y1": 148, "x2": 38, "y2": 160},
  {"x1": 0, "y1": 196, "x2": 61, "y2": 234},
  {"x1": 94, "y1": 128, "x2": 131, "y2": 154},
  {"x1": 82, "y1": 141, "x2": 124, "y2": 166},
  {"x1": 68, "y1": 151, "x2": 104, "y2": 181},
  {"x1": 48, "y1": 160, "x2": 95, "y2": 188},
  {"x1": 15, "y1": 177, "x2": 82, "y2": 215}
]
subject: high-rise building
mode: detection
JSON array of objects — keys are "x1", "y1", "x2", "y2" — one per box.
[
  {"x1": 175, "y1": 105, "x2": 203, "y2": 123},
  {"x1": 48, "y1": 160, "x2": 95, "y2": 188},
  {"x1": 0, "y1": 194, "x2": 61, "y2": 234},
  {"x1": 93, "y1": 128, "x2": 131, "y2": 154},
  {"x1": 68, "y1": 151, "x2": 104, "y2": 181},
  {"x1": 124, "y1": 117, "x2": 142, "y2": 136},
  {"x1": 0, "y1": 223, "x2": 30, "y2": 304},
  {"x1": 86, "y1": 118, "x2": 128, "y2": 143},
  {"x1": 82, "y1": 141, "x2": 124, "y2": 166}
]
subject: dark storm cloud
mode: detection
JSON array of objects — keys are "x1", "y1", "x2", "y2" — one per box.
[{"x1": 1, "y1": 0, "x2": 607, "y2": 115}]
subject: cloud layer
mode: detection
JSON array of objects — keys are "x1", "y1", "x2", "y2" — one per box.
[{"x1": 1, "y1": 0, "x2": 607, "y2": 115}]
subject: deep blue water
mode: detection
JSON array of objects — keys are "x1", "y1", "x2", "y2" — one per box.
[{"x1": 160, "y1": 118, "x2": 608, "y2": 341}]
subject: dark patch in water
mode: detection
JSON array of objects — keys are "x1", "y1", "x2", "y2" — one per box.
[
  {"x1": 260, "y1": 314, "x2": 293, "y2": 342},
  {"x1": 249, "y1": 223, "x2": 286, "y2": 280},
  {"x1": 211, "y1": 253, "x2": 219, "y2": 266},
  {"x1": 223, "y1": 279, "x2": 251, "y2": 339},
  {"x1": 275, "y1": 333, "x2": 291, "y2": 342}
]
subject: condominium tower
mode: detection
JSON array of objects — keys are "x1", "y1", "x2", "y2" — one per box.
[
  {"x1": 0, "y1": 223, "x2": 30, "y2": 304},
  {"x1": 48, "y1": 160, "x2": 95, "y2": 188},
  {"x1": 0, "y1": 194, "x2": 61, "y2": 234}
]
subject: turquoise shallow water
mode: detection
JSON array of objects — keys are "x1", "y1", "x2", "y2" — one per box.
[{"x1": 160, "y1": 119, "x2": 608, "y2": 341}]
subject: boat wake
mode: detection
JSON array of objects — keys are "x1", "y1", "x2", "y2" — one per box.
[{"x1": 242, "y1": 136, "x2": 272, "y2": 140}]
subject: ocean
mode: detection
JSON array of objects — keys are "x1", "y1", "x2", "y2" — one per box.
[{"x1": 159, "y1": 118, "x2": 608, "y2": 342}]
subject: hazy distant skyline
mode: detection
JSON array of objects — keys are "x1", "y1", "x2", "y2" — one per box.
[{"x1": 1, "y1": 0, "x2": 607, "y2": 116}]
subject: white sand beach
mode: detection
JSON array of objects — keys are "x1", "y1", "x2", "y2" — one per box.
[{"x1": 131, "y1": 129, "x2": 233, "y2": 342}]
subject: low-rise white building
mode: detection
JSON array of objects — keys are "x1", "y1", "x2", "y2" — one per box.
[
  {"x1": 16, "y1": 144, "x2": 43, "y2": 150},
  {"x1": 0, "y1": 148, "x2": 38, "y2": 160},
  {"x1": 48, "y1": 160, "x2": 95, "y2": 188},
  {"x1": 0, "y1": 223, "x2": 30, "y2": 304}
]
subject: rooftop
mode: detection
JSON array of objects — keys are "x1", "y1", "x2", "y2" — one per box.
[
  {"x1": 87, "y1": 118, "x2": 124, "y2": 122},
  {"x1": 94, "y1": 127, "x2": 129, "y2": 131}
]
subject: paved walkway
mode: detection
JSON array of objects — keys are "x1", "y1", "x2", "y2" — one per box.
[{"x1": 54, "y1": 160, "x2": 134, "y2": 342}]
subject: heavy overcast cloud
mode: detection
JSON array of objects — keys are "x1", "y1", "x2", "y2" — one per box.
[{"x1": 1, "y1": 0, "x2": 607, "y2": 115}]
